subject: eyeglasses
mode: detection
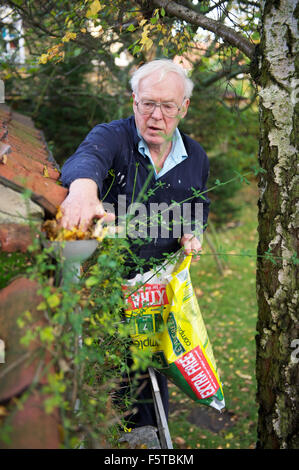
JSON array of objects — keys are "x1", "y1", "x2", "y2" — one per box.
[{"x1": 135, "y1": 99, "x2": 185, "y2": 118}]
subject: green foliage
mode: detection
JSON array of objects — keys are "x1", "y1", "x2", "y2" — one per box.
[
  {"x1": 179, "y1": 63, "x2": 259, "y2": 226},
  {"x1": 207, "y1": 153, "x2": 243, "y2": 226},
  {"x1": 5, "y1": 53, "x2": 133, "y2": 166},
  {"x1": 183, "y1": 69, "x2": 259, "y2": 170},
  {"x1": 2, "y1": 1, "x2": 137, "y2": 165},
  {"x1": 0, "y1": 251, "x2": 32, "y2": 289},
  {"x1": 0, "y1": 234, "x2": 137, "y2": 448},
  {"x1": 2, "y1": 0, "x2": 259, "y2": 177}
]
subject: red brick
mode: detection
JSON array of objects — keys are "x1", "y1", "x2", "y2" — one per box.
[
  {"x1": 8, "y1": 149, "x2": 60, "y2": 180},
  {"x1": 0, "y1": 223, "x2": 37, "y2": 253},
  {"x1": 0, "y1": 390, "x2": 61, "y2": 449},
  {"x1": 0, "y1": 278, "x2": 53, "y2": 401},
  {"x1": 0, "y1": 105, "x2": 68, "y2": 217},
  {"x1": 0, "y1": 164, "x2": 67, "y2": 215}
]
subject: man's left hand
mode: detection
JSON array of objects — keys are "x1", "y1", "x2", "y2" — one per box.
[{"x1": 180, "y1": 234, "x2": 202, "y2": 261}]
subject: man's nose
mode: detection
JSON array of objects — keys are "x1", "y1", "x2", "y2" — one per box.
[{"x1": 151, "y1": 103, "x2": 163, "y2": 119}]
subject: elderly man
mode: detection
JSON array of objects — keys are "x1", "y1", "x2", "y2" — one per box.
[{"x1": 60, "y1": 59, "x2": 210, "y2": 429}]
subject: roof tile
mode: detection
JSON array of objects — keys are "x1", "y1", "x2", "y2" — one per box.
[{"x1": 0, "y1": 105, "x2": 67, "y2": 216}]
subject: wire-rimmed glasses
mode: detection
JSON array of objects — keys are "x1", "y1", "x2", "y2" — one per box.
[{"x1": 135, "y1": 99, "x2": 185, "y2": 118}]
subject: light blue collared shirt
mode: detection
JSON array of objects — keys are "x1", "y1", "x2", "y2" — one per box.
[{"x1": 137, "y1": 128, "x2": 188, "y2": 179}]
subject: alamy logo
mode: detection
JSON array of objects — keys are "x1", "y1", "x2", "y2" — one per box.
[
  {"x1": 0, "y1": 80, "x2": 4, "y2": 103},
  {"x1": 291, "y1": 339, "x2": 299, "y2": 364},
  {"x1": 102, "y1": 195, "x2": 204, "y2": 240},
  {"x1": 0, "y1": 338, "x2": 5, "y2": 363}
]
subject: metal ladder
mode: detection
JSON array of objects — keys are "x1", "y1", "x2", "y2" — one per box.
[{"x1": 148, "y1": 367, "x2": 173, "y2": 449}]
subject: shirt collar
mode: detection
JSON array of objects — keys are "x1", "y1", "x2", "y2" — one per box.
[{"x1": 137, "y1": 127, "x2": 188, "y2": 162}]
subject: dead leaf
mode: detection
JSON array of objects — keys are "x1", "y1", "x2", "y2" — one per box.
[
  {"x1": 43, "y1": 165, "x2": 49, "y2": 177},
  {"x1": 174, "y1": 436, "x2": 186, "y2": 447},
  {"x1": 195, "y1": 287, "x2": 204, "y2": 297},
  {"x1": 0, "y1": 153, "x2": 7, "y2": 164},
  {"x1": 235, "y1": 370, "x2": 252, "y2": 381},
  {"x1": 0, "y1": 406, "x2": 8, "y2": 417}
]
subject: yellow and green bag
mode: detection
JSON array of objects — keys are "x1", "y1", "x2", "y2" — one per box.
[{"x1": 122, "y1": 254, "x2": 225, "y2": 411}]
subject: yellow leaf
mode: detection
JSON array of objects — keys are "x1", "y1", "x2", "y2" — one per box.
[
  {"x1": 40, "y1": 326, "x2": 55, "y2": 343},
  {"x1": 24, "y1": 310, "x2": 32, "y2": 320},
  {"x1": 0, "y1": 154, "x2": 7, "y2": 164},
  {"x1": 140, "y1": 34, "x2": 147, "y2": 45},
  {"x1": 86, "y1": 0, "x2": 103, "y2": 18},
  {"x1": 39, "y1": 54, "x2": 49, "y2": 64},
  {"x1": 122, "y1": 425, "x2": 132, "y2": 433},
  {"x1": 141, "y1": 37, "x2": 153, "y2": 51},
  {"x1": 47, "y1": 293, "x2": 61, "y2": 308},
  {"x1": 0, "y1": 406, "x2": 8, "y2": 417},
  {"x1": 37, "y1": 301, "x2": 47, "y2": 311},
  {"x1": 139, "y1": 19, "x2": 147, "y2": 27},
  {"x1": 43, "y1": 165, "x2": 49, "y2": 177},
  {"x1": 62, "y1": 32, "x2": 77, "y2": 42},
  {"x1": 212, "y1": 290, "x2": 221, "y2": 297}
]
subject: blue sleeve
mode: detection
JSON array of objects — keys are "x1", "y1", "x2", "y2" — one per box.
[{"x1": 61, "y1": 123, "x2": 120, "y2": 198}]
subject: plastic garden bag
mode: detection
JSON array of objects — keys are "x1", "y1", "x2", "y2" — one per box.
[{"x1": 122, "y1": 253, "x2": 225, "y2": 411}]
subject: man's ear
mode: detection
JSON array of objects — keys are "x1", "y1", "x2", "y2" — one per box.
[{"x1": 181, "y1": 98, "x2": 190, "y2": 119}]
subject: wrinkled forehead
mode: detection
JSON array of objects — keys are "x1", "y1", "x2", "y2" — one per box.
[{"x1": 137, "y1": 71, "x2": 185, "y2": 101}]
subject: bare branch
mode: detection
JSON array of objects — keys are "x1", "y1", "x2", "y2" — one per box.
[
  {"x1": 201, "y1": 63, "x2": 250, "y2": 87},
  {"x1": 149, "y1": 0, "x2": 256, "y2": 59}
]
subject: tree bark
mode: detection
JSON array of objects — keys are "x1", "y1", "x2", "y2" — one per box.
[{"x1": 255, "y1": 0, "x2": 299, "y2": 448}]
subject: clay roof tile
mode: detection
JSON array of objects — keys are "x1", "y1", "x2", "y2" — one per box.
[{"x1": 0, "y1": 104, "x2": 67, "y2": 216}]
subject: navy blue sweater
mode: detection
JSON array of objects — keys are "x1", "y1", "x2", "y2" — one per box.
[{"x1": 61, "y1": 116, "x2": 210, "y2": 268}]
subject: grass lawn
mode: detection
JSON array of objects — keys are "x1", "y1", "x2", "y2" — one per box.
[{"x1": 168, "y1": 182, "x2": 259, "y2": 449}]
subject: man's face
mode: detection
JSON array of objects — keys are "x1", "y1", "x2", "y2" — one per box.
[{"x1": 132, "y1": 71, "x2": 189, "y2": 148}]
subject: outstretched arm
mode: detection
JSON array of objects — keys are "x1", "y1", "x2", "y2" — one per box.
[{"x1": 60, "y1": 178, "x2": 115, "y2": 231}]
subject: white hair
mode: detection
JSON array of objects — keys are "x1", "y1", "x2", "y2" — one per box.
[{"x1": 130, "y1": 59, "x2": 194, "y2": 99}]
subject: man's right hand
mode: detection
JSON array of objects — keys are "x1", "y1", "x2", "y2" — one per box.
[{"x1": 60, "y1": 178, "x2": 115, "y2": 231}]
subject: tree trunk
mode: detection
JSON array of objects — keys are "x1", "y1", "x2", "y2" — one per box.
[{"x1": 256, "y1": 0, "x2": 299, "y2": 448}]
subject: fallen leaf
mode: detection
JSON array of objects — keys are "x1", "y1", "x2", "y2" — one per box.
[
  {"x1": 174, "y1": 436, "x2": 186, "y2": 446},
  {"x1": 0, "y1": 406, "x2": 8, "y2": 417},
  {"x1": 43, "y1": 165, "x2": 49, "y2": 177},
  {"x1": 212, "y1": 290, "x2": 221, "y2": 297},
  {"x1": 235, "y1": 370, "x2": 252, "y2": 381},
  {"x1": 0, "y1": 154, "x2": 7, "y2": 164},
  {"x1": 195, "y1": 287, "x2": 204, "y2": 297}
]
